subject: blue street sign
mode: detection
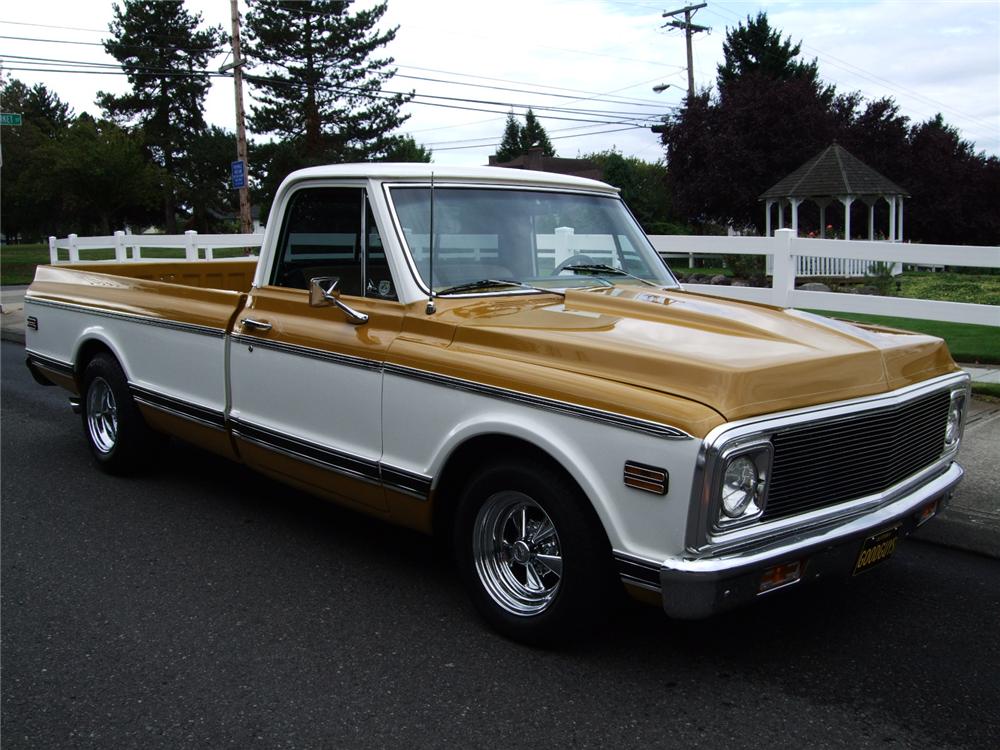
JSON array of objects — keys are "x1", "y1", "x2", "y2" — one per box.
[{"x1": 231, "y1": 160, "x2": 247, "y2": 190}]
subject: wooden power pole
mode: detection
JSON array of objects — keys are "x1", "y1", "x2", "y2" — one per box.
[
  {"x1": 662, "y1": 3, "x2": 710, "y2": 101},
  {"x1": 228, "y1": 0, "x2": 253, "y2": 234}
]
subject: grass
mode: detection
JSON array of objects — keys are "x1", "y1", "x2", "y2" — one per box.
[
  {"x1": 972, "y1": 382, "x2": 1000, "y2": 399},
  {"x1": 1, "y1": 243, "x2": 254, "y2": 285},
  {"x1": 894, "y1": 272, "x2": 1000, "y2": 306},
  {"x1": 806, "y1": 310, "x2": 1000, "y2": 365}
]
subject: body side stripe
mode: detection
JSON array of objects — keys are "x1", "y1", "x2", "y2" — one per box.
[
  {"x1": 25, "y1": 350, "x2": 75, "y2": 377},
  {"x1": 130, "y1": 385, "x2": 227, "y2": 431},
  {"x1": 383, "y1": 363, "x2": 691, "y2": 440},
  {"x1": 229, "y1": 333, "x2": 382, "y2": 372},
  {"x1": 26, "y1": 297, "x2": 227, "y2": 338},
  {"x1": 230, "y1": 417, "x2": 431, "y2": 500}
]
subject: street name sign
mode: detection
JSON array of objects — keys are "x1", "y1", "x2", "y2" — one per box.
[{"x1": 0, "y1": 113, "x2": 23, "y2": 126}]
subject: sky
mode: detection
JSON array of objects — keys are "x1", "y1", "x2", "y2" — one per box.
[{"x1": 1, "y1": 0, "x2": 998, "y2": 168}]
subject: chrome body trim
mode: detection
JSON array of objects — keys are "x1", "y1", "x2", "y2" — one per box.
[
  {"x1": 25, "y1": 350, "x2": 75, "y2": 378},
  {"x1": 382, "y1": 363, "x2": 692, "y2": 440},
  {"x1": 230, "y1": 417, "x2": 431, "y2": 500},
  {"x1": 25, "y1": 297, "x2": 227, "y2": 338},
  {"x1": 229, "y1": 334, "x2": 383, "y2": 372},
  {"x1": 659, "y1": 461, "x2": 963, "y2": 619},
  {"x1": 686, "y1": 372, "x2": 970, "y2": 555},
  {"x1": 130, "y1": 385, "x2": 227, "y2": 431}
]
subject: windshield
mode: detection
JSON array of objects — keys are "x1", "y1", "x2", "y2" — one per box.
[{"x1": 388, "y1": 186, "x2": 678, "y2": 294}]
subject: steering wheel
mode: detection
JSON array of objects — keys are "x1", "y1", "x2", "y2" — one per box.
[{"x1": 551, "y1": 254, "x2": 595, "y2": 275}]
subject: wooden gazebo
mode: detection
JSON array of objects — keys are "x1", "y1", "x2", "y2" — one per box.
[{"x1": 760, "y1": 144, "x2": 909, "y2": 241}]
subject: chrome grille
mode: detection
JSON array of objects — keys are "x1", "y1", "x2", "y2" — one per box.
[{"x1": 764, "y1": 390, "x2": 950, "y2": 521}]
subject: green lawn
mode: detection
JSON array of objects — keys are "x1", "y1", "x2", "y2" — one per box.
[
  {"x1": 806, "y1": 310, "x2": 1000, "y2": 365},
  {"x1": 1, "y1": 243, "x2": 254, "y2": 285}
]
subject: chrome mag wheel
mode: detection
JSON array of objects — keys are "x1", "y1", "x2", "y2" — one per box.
[
  {"x1": 473, "y1": 491, "x2": 563, "y2": 616},
  {"x1": 86, "y1": 376, "x2": 118, "y2": 454}
]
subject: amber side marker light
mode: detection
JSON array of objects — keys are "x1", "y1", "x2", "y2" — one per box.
[
  {"x1": 916, "y1": 499, "x2": 939, "y2": 527},
  {"x1": 759, "y1": 561, "x2": 802, "y2": 594}
]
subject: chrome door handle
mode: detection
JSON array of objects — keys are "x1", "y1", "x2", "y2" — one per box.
[{"x1": 241, "y1": 318, "x2": 272, "y2": 332}]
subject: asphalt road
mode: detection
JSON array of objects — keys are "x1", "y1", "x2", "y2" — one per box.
[{"x1": 3, "y1": 339, "x2": 999, "y2": 750}]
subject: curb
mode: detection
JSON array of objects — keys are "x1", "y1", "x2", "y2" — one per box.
[{"x1": 912, "y1": 508, "x2": 1000, "y2": 559}]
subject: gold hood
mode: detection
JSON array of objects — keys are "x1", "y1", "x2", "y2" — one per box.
[{"x1": 439, "y1": 286, "x2": 959, "y2": 422}]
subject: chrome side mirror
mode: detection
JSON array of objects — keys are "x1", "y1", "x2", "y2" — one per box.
[{"x1": 308, "y1": 276, "x2": 369, "y2": 325}]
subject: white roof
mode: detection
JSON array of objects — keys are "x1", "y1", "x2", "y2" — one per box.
[{"x1": 280, "y1": 162, "x2": 619, "y2": 194}]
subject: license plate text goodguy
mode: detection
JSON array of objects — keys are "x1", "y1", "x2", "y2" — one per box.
[{"x1": 854, "y1": 527, "x2": 899, "y2": 575}]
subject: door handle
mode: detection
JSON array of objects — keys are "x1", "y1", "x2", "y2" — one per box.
[{"x1": 241, "y1": 318, "x2": 272, "y2": 332}]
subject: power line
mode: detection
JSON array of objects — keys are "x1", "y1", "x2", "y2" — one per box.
[
  {"x1": 430, "y1": 125, "x2": 646, "y2": 152},
  {"x1": 707, "y1": 1, "x2": 996, "y2": 132},
  {"x1": 0, "y1": 19, "x2": 106, "y2": 33}
]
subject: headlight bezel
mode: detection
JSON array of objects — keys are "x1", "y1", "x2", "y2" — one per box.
[
  {"x1": 944, "y1": 389, "x2": 967, "y2": 450},
  {"x1": 713, "y1": 440, "x2": 772, "y2": 532}
]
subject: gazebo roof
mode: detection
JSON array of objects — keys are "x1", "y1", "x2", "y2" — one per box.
[{"x1": 760, "y1": 143, "x2": 908, "y2": 200}]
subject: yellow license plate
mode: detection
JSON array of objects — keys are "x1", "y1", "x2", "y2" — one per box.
[{"x1": 853, "y1": 526, "x2": 900, "y2": 575}]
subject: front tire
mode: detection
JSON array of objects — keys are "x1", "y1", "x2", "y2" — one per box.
[
  {"x1": 454, "y1": 459, "x2": 618, "y2": 645},
  {"x1": 81, "y1": 353, "x2": 161, "y2": 474}
]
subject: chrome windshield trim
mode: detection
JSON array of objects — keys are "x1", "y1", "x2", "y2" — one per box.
[
  {"x1": 380, "y1": 182, "x2": 678, "y2": 297},
  {"x1": 686, "y1": 371, "x2": 970, "y2": 555}
]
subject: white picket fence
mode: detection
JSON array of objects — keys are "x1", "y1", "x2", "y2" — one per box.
[
  {"x1": 47, "y1": 228, "x2": 999, "y2": 327},
  {"x1": 649, "y1": 230, "x2": 1000, "y2": 327},
  {"x1": 48, "y1": 230, "x2": 263, "y2": 263}
]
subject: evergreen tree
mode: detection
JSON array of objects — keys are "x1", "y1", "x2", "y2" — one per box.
[
  {"x1": 380, "y1": 134, "x2": 432, "y2": 162},
  {"x1": 245, "y1": 0, "x2": 412, "y2": 163},
  {"x1": 493, "y1": 108, "x2": 555, "y2": 162},
  {"x1": 717, "y1": 11, "x2": 820, "y2": 94},
  {"x1": 98, "y1": 0, "x2": 224, "y2": 232},
  {"x1": 494, "y1": 110, "x2": 523, "y2": 162},
  {"x1": 520, "y1": 109, "x2": 555, "y2": 156}
]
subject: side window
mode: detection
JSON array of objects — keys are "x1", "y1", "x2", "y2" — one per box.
[
  {"x1": 271, "y1": 187, "x2": 363, "y2": 295},
  {"x1": 364, "y1": 197, "x2": 397, "y2": 300}
]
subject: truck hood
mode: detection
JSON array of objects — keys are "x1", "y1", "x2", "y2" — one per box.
[{"x1": 441, "y1": 286, "x2": 958, "y2": 421}]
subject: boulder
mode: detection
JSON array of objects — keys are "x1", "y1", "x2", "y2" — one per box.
[
  {"x1": 798, "y1": 282, "x2": 832, "y2": 292},
  {"x1": 711, "y1": 274, "x2": 731, "y2": 285}
]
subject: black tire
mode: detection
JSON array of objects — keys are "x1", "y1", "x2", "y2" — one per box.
[
  {"x1": 453, "y1": 459, "x2": 618, "y2": 645},
  {"x1": 80, "y1": 353, "x2": 162, "y2": 474}
]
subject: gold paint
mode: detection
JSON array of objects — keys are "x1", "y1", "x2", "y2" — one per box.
[
  {"x1": 624, "y1": 583, "x2": 662, "y2": 607},
  {"x1": 234, "y1": 437, "x2": 389, "y2": 511},
  {"x1": 138, "y1": 406, "x2": 239, "y2": 460}
]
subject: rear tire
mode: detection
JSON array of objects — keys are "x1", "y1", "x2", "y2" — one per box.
[
  {"x1": 453, "y1": 459, "x2": 618, "y2": 645},
  {"x1": 81, "y1": 353, "x2": 161, "y2": 474}
]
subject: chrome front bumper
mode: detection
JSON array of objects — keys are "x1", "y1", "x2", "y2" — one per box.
[{"x1": 658, "y1": 461, "x2": 964, "y2": 619}]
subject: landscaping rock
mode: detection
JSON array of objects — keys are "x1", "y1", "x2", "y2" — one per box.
[
  {"x1": 711, "y1": 274, "x2": 731, "y2": 285},
  {"x1": 798, "y1": 282, "x2": 832, "y2": 292},
  {"x1": 731, "y1": 280, "x2": 750, "y2": 287},
  {"x1": 856, "y1": 285, "x2": 879, "y2": 295}
]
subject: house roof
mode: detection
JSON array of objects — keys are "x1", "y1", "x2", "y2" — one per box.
[
  {"x1": 490, "y1": 153, "x2": 604, "y2": 182},
  {"x1": 759, "y1": 143, "x2": 908, "y2": 200}
]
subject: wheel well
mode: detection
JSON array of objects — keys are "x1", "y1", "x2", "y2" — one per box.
[
  {"x1": 74, "y1": 339, "x2": 117, "y2": 386},
  {"x1": 431, "y1": 433, "x2": 608, "y2": 551}
]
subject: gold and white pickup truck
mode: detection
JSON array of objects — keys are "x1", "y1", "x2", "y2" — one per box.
[{"x1": 25, "y1": 164, "x2": 969, "y2": 643}]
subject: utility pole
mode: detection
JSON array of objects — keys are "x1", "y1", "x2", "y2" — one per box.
[
  {"x1": 662, "y1": 3, "x2": 710, "y2": 101},
  {"x1": 228, "y1": 0, "x2": 252, "y2": 234}
]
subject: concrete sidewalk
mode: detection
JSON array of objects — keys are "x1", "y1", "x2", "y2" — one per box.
[{"x1": 2, "y1": 283, "x2": 997, "y2": 558}]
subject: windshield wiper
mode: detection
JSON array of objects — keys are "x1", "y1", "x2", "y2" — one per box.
[
  {"x1": 559, "y1": 263, "x2": 661, "y2": 288},
  {"x1": 435, "y1": 278, "x2": 566, "y2": 298}
]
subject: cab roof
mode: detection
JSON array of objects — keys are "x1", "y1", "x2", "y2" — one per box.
[{"x1": 279, "y1": 162, "x2": 620, "y2": 195}]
